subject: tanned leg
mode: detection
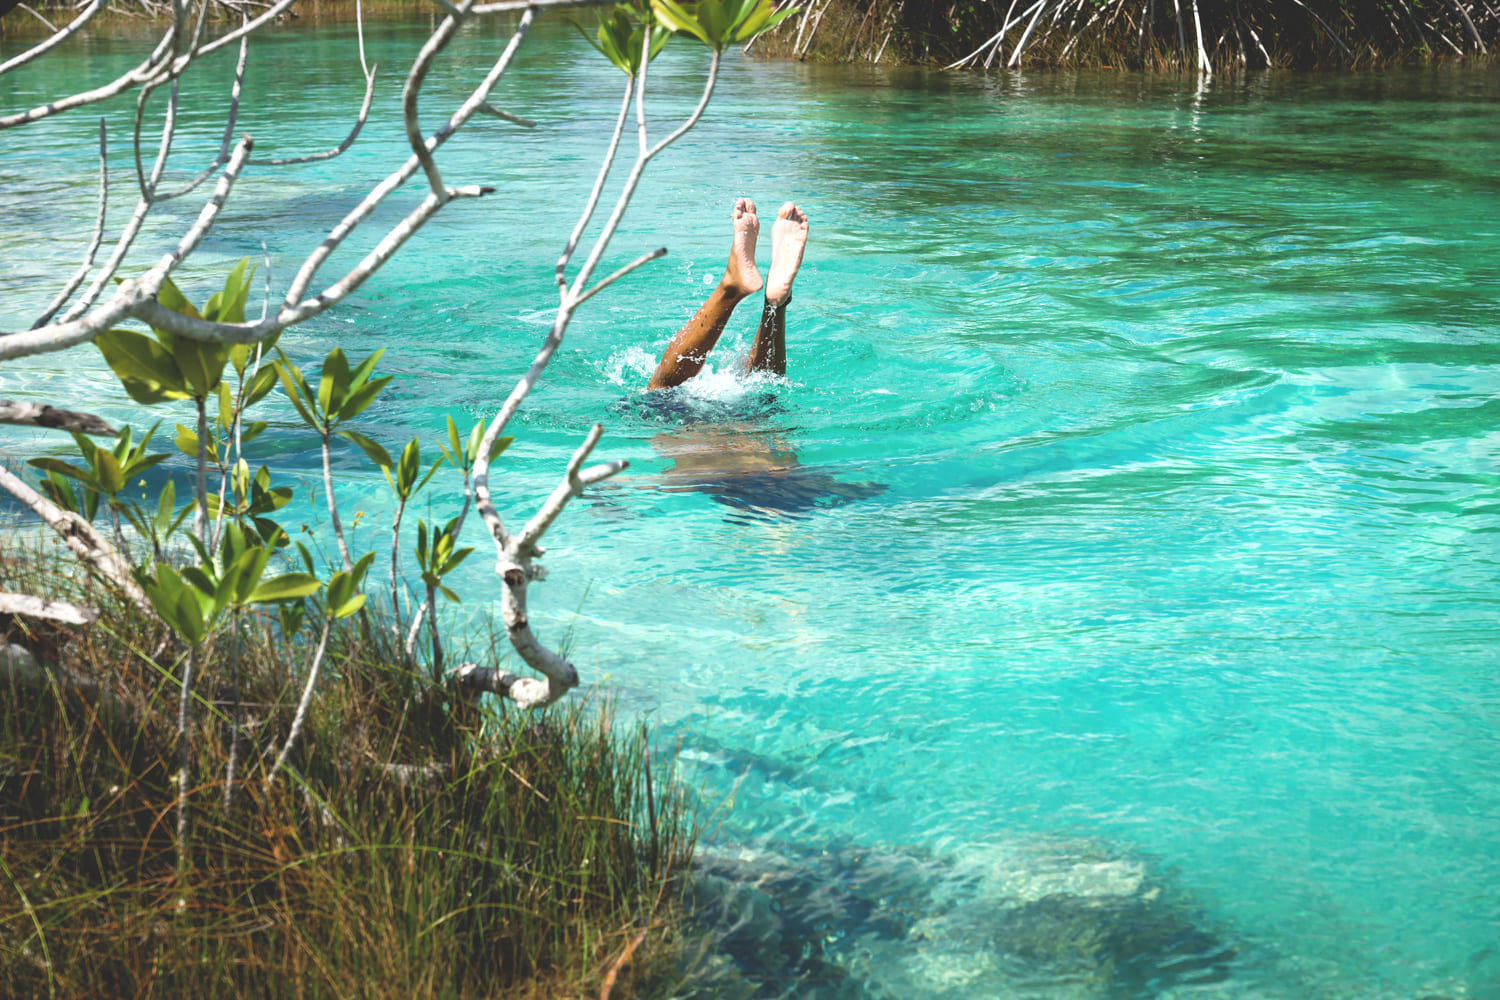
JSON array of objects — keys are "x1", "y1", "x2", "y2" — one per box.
[
  {"x1": 648, "y1": 198, "x2": 763, "y2": 391},
  {"x1": 745, "y1": 202, "x2": 808, "y2": 378}
]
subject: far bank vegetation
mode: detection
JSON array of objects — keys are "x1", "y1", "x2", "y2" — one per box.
[{"x1": 750, "y1": 0, "x2": 1498, "y2": 69}]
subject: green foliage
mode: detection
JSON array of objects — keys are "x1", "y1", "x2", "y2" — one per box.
[
  {"x1": 277, "y1": 346, "x2": 394, "y2": 436},
  {"x1": 414, "y1": 516, "x2": 473, "y2": 605},
  {"x1": 325, "y1": 552, "x2": 375, "y2": 620},
  {"x1": 36, "y1": 467, "x2": 100, "y2": 522},
  {"x1": 140, "y1": 522, "x2": 318, "y2": 645},
  {"x1": 574, "y1": 0, "x2": 796, "y2": 67},
  {"x1": 204, "y1": 461, "x2": 295, "y2": 547},
  {"x1": 652, "y1": 0, "x2": 798, "y2": 49},
  {"x1": 573, "y1": 0, "x2": 673, "y2": 75},
  {"x1": 29, "y1": 425, "x2": 169, "y2": 503},
  {"x1": 95, "y1": 261, "x2": 266, "y2": 405},
  {"x1": 439, "y1": 414, "x2": 512, "y2": 472}
]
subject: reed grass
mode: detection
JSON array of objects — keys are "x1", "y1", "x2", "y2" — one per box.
[{"x1": 0, "y1": 540, "x2": 694, "y2": 1000}]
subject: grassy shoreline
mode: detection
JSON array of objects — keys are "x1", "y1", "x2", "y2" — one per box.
[{"x1": 1, "y1": 539, "x2": 695, "y2": 999}]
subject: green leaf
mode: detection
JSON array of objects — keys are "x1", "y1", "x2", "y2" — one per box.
[
  {"x1": 396, "y1": 438, "x2": 421, "y2": 496},
  {"x1": 181, "y1": 565, "x2": 217, "y2": 599},
  {"x1": 155, "y1": 275, "x2": 203, "y2": 322},
  {"x1": 346, "y1": 349, "x2": 385, "y2": 393},
  {"x1": 122, "y1": 451, "x2": 169, "y2": 482},
  {"x1": 144, "y1": 565, "x2": 206, "y2": 644},
  {"x1": 217, "y1": 381, "x2": 234, "y2": 432},
  {"x1": 174, "y1": 424, "x2": 218, "y2": 465},
  {"x1": 204, "y1": 258, "x2": 254, "y2": 324},
  {"x1": 326, "y1": 572, "x2": 355, "y2": 616},
  {"x1": 169, "y1": 337, "x2": 231, "y2": 398},
  {"x1": 576, "y1": 13, "x2": 629, "y2": 73},
  {"x1": 231, "y1": 546, "x2": 272, "y2": 604},
  {"x1": 438, "y1": 546, "x2": 474, "y2": 577},
  {"x1": 317, "y1": 348, "x2": 350, "y2": 419},
  {"x1": 27, "y1": 457, "x2": 92, "y2": 486},
  {"x1": 275, "y1": 356, "x2": 319, "y2": 429},
  {"x1": 653, "y1": 0, "x2": 711, "y2": 43},
  {"x1": 438, "y1": 585, "x2": 461, "y2": 603},
  {"x1": 244, "y1": 366, "x2": 279, "y2": 409},
  {"x1": 95, "y1": 328, "x2": 191, "y2": 404},
  {"x1": 731, "y1": 0, "x2": 795, "y2": 41},
  {"x1": 279, "y1": 602, "x2": 306, "y2": 638},
  {"x1": 111, "y1": 425, "x2": 132, "y2": 462},
  {"x1": 332, "y1": 592, "x2": 366, "y2": 619},
  {"x1": 240, "y1": 421, "x2": 268, "y2": 446},
  {"x1": 349, "y1": 551, "x2": 376, "y2": 589},
  {"x1": 445, "y1": 416, "x2": 463, "y2": 466},
  {"x1": 698, "y1": 0, "x2": 729, "y2": 43},
  {"x1": 155, "y1": 479, "x2": 177, "y2": 533},
  {"x1": 338, "y1": 429, "x2": 392, "y2": 471},
  {"x1": 172, "y1": 586, "x2": 207, "y2": 644},
  {"x1": 335, "y1": 374, "x2": 393, "y2": 422},
  {"x1": 94, "y1": 450, "x2": 125, "y2": 496},
  {"x1": 252, "y1": 517, "x2": 289, "y2": 550},
  {"x1": 250, "y1": 573, "x2": 321, "y2": 604}
]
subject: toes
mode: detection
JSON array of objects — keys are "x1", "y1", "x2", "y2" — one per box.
[{"x1": 775, "y1": 202, "x2": 808, "y2": 228}]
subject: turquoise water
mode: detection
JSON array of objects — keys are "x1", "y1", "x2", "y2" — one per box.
[{"x1": 4, "y1": 17, "x2": 1500, "y2": 999}]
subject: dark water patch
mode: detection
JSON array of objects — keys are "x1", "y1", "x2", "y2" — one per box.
[{"x1": 683, "y1": 837, "x2": 1237, "y2": 1000}]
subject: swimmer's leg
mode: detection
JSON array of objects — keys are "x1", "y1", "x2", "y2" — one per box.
[
  {"x1": 745, "y1": 202, "x2": 808, "y2": 378},
  {"x1": 648, "y1": 198, "x2": 763, "y2": 391}
]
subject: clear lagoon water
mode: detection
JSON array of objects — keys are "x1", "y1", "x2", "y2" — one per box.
[{"x1": 3, "y1": 15, "x2": 1499, "y2": 999}]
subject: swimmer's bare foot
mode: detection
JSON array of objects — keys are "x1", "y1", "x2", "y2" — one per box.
[
  {"x1": 647, "y1": 198, "x2": 762, "y2": 390},
  {"x1": 722, "y1": 197, "x2": 763, "y2": 299},
  {"x1": 764, "y1": 202, "x2": 808, "y2": 306}
]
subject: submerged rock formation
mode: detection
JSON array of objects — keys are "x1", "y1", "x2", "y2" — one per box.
[{"x1": 683, "y1": 835, "x2": 1236, "y2": 1000}]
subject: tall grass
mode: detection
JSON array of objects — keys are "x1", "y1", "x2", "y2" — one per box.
[{"x1": 0, "y1": 541, "x2": 694, "y2": 1000}]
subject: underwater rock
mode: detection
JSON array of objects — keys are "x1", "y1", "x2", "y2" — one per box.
[{"x1": 680, "y1": 837, "x2": 1236, "y2": 1000}]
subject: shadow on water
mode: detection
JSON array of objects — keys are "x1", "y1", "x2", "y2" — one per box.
[{"x1": 609, "y1": 387, "x2": 886, "y2": 524}]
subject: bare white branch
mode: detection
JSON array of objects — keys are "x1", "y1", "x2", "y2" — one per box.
[
  {"x1": 31, "y1": 117, "x2": 109, "y2": 329},
  {"x1": 152, "y1": 33, "x2": 250, "y2": 203},
  {"x1": 0, "y1": 25, "x2": 176, "y2": 129},
  {"x1": 1, "y1": 137, "x2": 253, "y2": 361},
  {"x1": 574, "y1": 246, "x2": 667, "y2": 308},
  {"x1": 476, "y1": 102, "x2": 537, "y2": 128},
  {"x1": 283, "y1": 6, "x2": 536, "y2": 309},
  {"x1": 0, "y1": 400, "x2": 116, "y2": 436},
  {"x1": 0, "y1": 593, "x2": 100, "y2": 626},
  {"x1": 0, "y1": 463, "x2": 152, "y2": 614},
  {"x1": 0, "y1": 0, "x2": 105, "y2": 76},
  {"x1": 555, "y1": 78, "x2": 633, "y2": 291},
  {"x1": 402, "y1": 0, "x2": 471, "y2": 202},
  {"x1": 248, "y1": 61, "x2": 377, "y2": 166}
]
